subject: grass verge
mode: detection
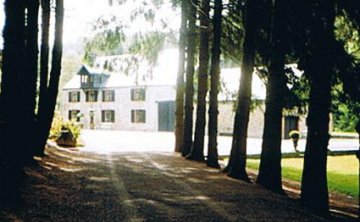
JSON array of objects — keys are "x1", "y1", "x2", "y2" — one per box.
[{"x1": 247, "y1": 155, "x2": 359, "y2": 198}]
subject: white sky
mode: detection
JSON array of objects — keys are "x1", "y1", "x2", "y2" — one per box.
[
  {"x1": 0, "y1": 0, "x2": 180, "y2": 47},
  {"x1": 63, "y1": 0, "x2": 111, "y2": 44}
]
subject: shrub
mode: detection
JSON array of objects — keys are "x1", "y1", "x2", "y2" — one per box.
[
  {"x1": 50, "y1": 113, "x2": 81, "y2": 141},
  {"x1": 289, "y1": 130, "x2": 300, "y2": 139}
]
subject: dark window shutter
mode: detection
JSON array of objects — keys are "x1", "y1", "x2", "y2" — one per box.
[
  {"x1": 142, "y1": 89, "x2": 146, "y2": 101},
  {"x1": 77, "y1": 92, "x2": 80, "y2": 102}
]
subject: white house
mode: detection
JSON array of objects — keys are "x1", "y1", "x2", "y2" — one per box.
[
  {"x1": 61, "y1": 64, "x2": 176, "y2": 131},
  {"x1": 60, "y1": 48, "x2": 305, "y2": 137}
]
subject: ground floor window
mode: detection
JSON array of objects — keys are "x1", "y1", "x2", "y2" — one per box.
[
  {"x1": 131, "y1": 109, "x2": 146, "y2": 123},
  {"x1": 69, "y1": 110, "x2": 81, "y2": 122},
  {"x1": 101, "y1": 110, "x2": 115, "y2": 122}
]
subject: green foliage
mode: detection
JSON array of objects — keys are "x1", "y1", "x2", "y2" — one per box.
[
  {"x1": 333, "y1": 103, "x2": 358, "y2": 132},
  {"x1": 333, "y1": 14, "x2": 360, "y2": 132},
  {"x1": 129, "y1": 31, "x2": 169, "y2": 66},
  {"x1": 83, "y1": 26, "x2": 125, "y2": 65},
  {"x1": 50, "y1": 113, "x2": 81, "y2": 141},
  {"x1": 221, "y1": 1, "x2": 244, "y2": 63},
  {"x1": 331, "y1": 83, "x2": 359, "y2": 132},
  {"x1": 335, "y1": 15, "x2": 360, "y2": 61}
]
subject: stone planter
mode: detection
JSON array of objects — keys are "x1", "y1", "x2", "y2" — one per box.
[{"x1": 56, "y1": 130, "x2": 77, "y2": 147}]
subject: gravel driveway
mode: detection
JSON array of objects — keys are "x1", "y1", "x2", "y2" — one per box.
[{"x1": 0, "y1": 145, "x2": 338, "y2": 221}]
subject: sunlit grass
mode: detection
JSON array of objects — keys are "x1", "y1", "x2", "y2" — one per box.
[{"x1": 246, "y1": 155, "x2": 359, "y2": 197}]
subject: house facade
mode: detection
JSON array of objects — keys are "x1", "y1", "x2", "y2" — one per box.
[
  {"x1": 61, "y1": 65, "x2": 176, "y2": 132},
  {"x1": 61, "y1": 50, "x2": 306, "y2": 138}
]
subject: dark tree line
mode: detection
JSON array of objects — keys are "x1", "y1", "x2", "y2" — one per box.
[
  {"x1": 0, "y1": 0, "x2": 64, "y2": 194},
  {"x1": 0, "y1": 0, "x2": 359, "y2": 217},
  {"x1": 174, "y1": 0, "x2": 360, "y2": 215}
]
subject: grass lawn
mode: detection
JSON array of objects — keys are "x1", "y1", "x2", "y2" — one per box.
[{"x1": 247, "y1": 155, "x2": 359, "y2": 198}]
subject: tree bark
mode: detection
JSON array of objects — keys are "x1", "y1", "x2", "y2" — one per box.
[
  {"x1": 23, "y1": 0, "x2": 40, "y2": 160},
  {"x1": 256, "y1": 0, "x2": 286, "y2": 194},
  {"x1": 34, "y1": 0, "x2": 51, "y2": 156},
  {"x1": 0, "y1": 0, "x2": 27, "y2": 192},
  {"x1": 187, "y1": 0, "x2": 210, "y2": 161},
  {"x1": 174, "y1": 0, "x2": 188, "y2": 153},
  {"x1": 300, "y1": 0, "x2": 335, "y2": 214},
  {"x1": 182, "y1": 0, "x2": 198, "y2": 157},
  {"x1": 0, "y1": 0, "x2": 26, "y2": 166},
  {"x1": 225, "y1": 0, "x2": 258, "y2": 181},
  {"x1": 207, "y1": 0, "x2": 222, "y2": 168},
  {"x1": 34, "y1": 0, "x2": 64, "y2": 156}
]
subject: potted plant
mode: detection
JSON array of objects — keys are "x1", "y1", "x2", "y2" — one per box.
[
  {"x1": 289, "y1": 130, "x2": 300, "y2": 152},
  {"x1": 50, "y1": 115, "x2": 81, "y2": 147}
]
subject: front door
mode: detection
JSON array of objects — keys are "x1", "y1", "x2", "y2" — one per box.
[
  {"x1": 158, "y1": 101, "x2": 175, "y2": 132},
  {"x1": 89, "y1": 111, "x2": 95, "y2": 129}
]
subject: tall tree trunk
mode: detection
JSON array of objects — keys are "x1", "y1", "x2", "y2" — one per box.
[
  {"x1": 207, "y1": 0, "x2": 222, "y2": 168},
  {"x1": 182, "y1": 0, "x2": 198, "y2": 157},
  {"x1": 225, "y1": 0, "x2": 258, "y2": 181},
  {"x1": 34, "y1": 0, "x2": 64, "y2": 156},
  {"x1": 0, "y1": 0, "x2": 26, "y2": 191},
  {"x1": 23, "y1": 0, "x2": 40, "y2": 160},
  {"x1": 256, "y1": 0, "x2": 286, "y2": 194},
  {"x1": 174, "y1": 0, "x2": 188, "y2": 153},
  {"x1": 0, "y1": 0, "x2": 26, "y2": 165},
  {"x1": 187, "y1": 0, "x2": 210, "y2": 161},
  {"x1": 34, "y1": 0, "x2": 51, "y2": 156},
  {"x1": 300, "y1": 0, "x2": 335, "y2": 214},
  {"x1": 301, "y1": 67, "x2": 331, "y2": 214}
]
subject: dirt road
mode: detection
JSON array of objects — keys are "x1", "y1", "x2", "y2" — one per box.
[{"x1": 0, "y1": 145, "x2": 354, "y2": 221}]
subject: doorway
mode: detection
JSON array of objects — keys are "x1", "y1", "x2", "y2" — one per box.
[
  {"x1": 158, "y1": 101, "x2": 175, "y2": 132},
  {"x1": 284, "y1": 116, "x2": 299, "y2": 139},
  {"x1": 89, "y1": 110, "x2": 95, "y2": 129}
]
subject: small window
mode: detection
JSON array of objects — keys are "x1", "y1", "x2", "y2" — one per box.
[
  {"x1": 131, "y1": 110, "x2": 146, "y2": 123},
  {"x1": 86, "y1": 90, "x2": 98, "y2": 102},
  {"x1": 80, "y1": 75, "x2": 88, "y2": 84},
  {"x1": 102, "y1": 90, "x2": 115, "y2": 102},
  {"x1": 68, "y1": 91, "x2": 80, "y2": 102},
  {"x1": 101, "y1": 110, "x2": 115, "y2": 122},
  {"x1": 68, "y1": 110, "x2": 81, "y2": 122},
  {"x1": 130, "y1": 88, "x2": 146, "y2": 101}
]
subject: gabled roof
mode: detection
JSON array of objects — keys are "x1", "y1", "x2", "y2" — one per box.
[
  {"x1": 76, "y1": 65, "x2": 91, "y2": 76},
  {"x1": 63, "y1": 48, "x2": 272, "y2": 100},
  {"x1": 76, "y1": 65, "x2": 109, "y2": 77}
]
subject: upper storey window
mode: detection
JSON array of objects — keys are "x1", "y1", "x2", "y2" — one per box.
[{"x1": 130, "y1": 88, "x2": 146, "y2": 101}]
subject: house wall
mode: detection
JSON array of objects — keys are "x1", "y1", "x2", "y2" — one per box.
[
  {"x1": 61, "y1": 86, "x2": 310, "y2": 138},
  {"x1": 61, "y1": 85, "x2": 176, "y2": 131},
  {"x1": 217, "y1": 102, "x2": 307, "y2": 138},
  {"x1": 217, "y1": 102, "x2": 265, "y2": 138}
]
